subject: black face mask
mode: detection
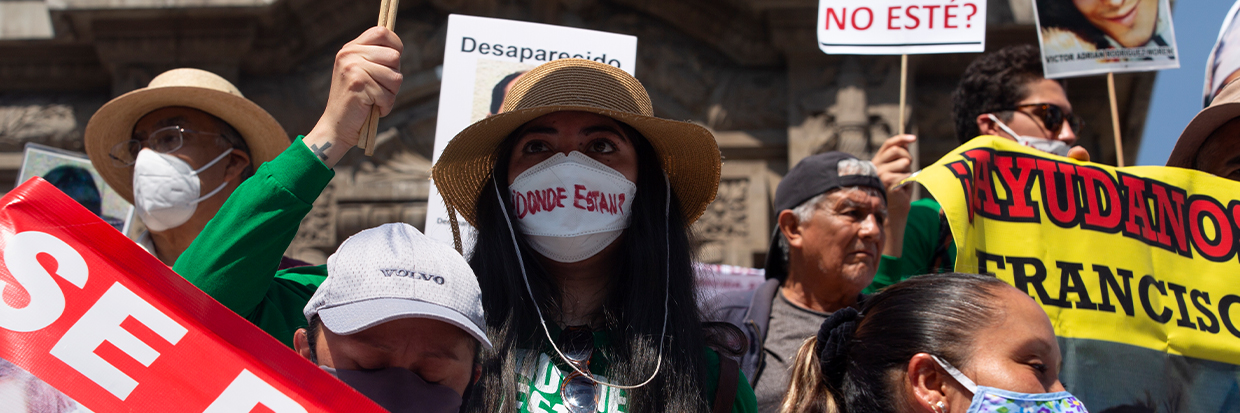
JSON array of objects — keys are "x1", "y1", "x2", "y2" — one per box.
[{"x1": 320, "y1": 366, "x2": 462, "y2": 413}]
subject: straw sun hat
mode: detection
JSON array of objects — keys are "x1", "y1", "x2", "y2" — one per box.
[
  {"x1": 431, "y1": 58, "x2": 722, "y2": 227},
  {"x1": 84, "y1": 68, "x2": 289, "y2": 204},
  {"x1": 1169, "y1": 78, "x2": 1240, "y2": 169}
]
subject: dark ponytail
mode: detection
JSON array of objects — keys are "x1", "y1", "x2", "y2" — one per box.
[{"x1": 781, "y1": 273, "x2": 1011, "y2": 413}]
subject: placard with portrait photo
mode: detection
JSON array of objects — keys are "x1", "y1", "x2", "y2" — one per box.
[
  {"x1": 1034, "y1": 0, "x2": 1179, "y2": 78},
  {"x1": 16, "y1": 143, "x2": 134, "y2": 234}
]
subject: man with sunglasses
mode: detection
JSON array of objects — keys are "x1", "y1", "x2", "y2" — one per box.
[
  {"x1": 84, "y1": 68, "x2": 305, "y2": 268},
  {"x1": 868, "y1": 44, "x2": 1090, "y2": 292}
]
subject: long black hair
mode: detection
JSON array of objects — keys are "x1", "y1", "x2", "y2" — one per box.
[
  {"x1": 463, "y1": 123, "x2": 712, "y2": 412},
  {"x1": 781, "y1": 273, "x2": 1013, "y2": 413}
]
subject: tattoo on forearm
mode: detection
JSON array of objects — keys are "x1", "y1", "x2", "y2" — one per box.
[{"x1": 310, "y1": 142, "x2": 332, "y2": 162}]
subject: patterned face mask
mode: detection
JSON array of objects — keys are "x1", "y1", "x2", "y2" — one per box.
[{"x1": 931, "y1": 355, "x2": 1089, "y2": 413}]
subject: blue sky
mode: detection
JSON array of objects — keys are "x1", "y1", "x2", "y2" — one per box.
[{"x1": 1136, "y1": 1, "x2": 1236, "y2": 165}]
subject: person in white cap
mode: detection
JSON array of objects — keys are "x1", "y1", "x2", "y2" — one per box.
[
  {"x1": 172, "y1": 26, "x2": 404, "y2": 347},
  {"x1": 164, "y1": 26, "x2": 486, "y2": 411},
  {"x1": 294, "y1": 223, "x2": 488, "y2": 413},
  {"x1": 83, "y1": 67, "x2": 308, "y2": 269}
]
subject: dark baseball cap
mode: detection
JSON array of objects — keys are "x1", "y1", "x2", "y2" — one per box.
[{"x1": 764, "y1": 152, "x2": 886, "y2": 279}]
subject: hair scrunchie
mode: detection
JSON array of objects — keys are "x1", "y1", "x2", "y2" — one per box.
[{"x1": 814, "y1": 307, "x2": 862, "y2": 390}]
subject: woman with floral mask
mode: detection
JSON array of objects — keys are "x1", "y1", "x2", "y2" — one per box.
[
  {"x1": 431, "y1": 59, "x2": 756, "y2": 413},
  {"x1": 779, "y1": 273, "x2": 1088, "y2": 413}
]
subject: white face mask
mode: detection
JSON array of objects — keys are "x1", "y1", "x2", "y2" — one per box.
[
  {"x1": 987, "y1": 114, "x2": 1071, "y2": 157},
  {"x1": 507, "y1": 151, "x2": 636, "y2": 263},
  {"x1": 132, "y1": 148, "x2": 232, "y2": 231}
]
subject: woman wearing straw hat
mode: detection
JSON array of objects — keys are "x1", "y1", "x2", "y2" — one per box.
[
  {"x1": 172, "y1": 26, "x2": 754, "y2": 412},
  {"x1": 431, "y1": 59, "x2": 755, "y2": 413}
]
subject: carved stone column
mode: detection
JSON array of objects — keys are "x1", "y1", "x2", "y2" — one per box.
[{"x1": 785, "y1": 55, "x2": 907, "y2": 166}]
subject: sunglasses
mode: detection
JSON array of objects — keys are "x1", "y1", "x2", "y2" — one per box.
[
  {"x1": 1006, "y1": 103, "x2": 1083, "y2": 135},
  {"x1": 559, "y1": 326, "x2": 598, "y2": 413}
]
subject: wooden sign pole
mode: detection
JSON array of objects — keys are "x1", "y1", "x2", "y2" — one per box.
[
  {"x1": 1107, "y1": 72, "x2": 1125, "y2": 167},
  {"x1": 898, "y1": 54, "x2": 908, "y2": 135},
  {"x1": 357, "y1": 0, "x2": 401, "y2": 156}
]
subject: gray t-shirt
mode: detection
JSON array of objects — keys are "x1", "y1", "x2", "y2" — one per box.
[{"x1": 753, "y1": 290, "x2": 832, "y2": 413}]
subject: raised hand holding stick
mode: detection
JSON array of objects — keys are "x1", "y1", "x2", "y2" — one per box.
[{"x1": 357, "y1": 0, "x2": 401, "y2": 156}]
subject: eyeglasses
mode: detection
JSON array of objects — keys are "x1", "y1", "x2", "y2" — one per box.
[
  {"x1": 1006, "y1": 103, "x2": 1083, "y2": 135},
  {"x1": 559, "y1": 326, "x2": 598, "y2": 413},
  {"x1": 109, "y1": 125, "x2": 225, "y2": 167}
]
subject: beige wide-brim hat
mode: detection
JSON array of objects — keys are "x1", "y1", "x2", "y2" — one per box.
[
  {"x1": 431, "y1": 58, "x2": 721, "y2": 227},
  {"x1": 84, "y1": 68, "x2": 289, "y2": 204},
  {"x1": 1168, "y1": 78, "x2": 1240, "y2": 168}
]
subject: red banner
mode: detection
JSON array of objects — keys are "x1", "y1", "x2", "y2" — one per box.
[{"x1": 0, "y1": 178, "x2": 386, "y2": 412}]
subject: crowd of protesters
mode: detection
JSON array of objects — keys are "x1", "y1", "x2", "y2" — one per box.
[{"x1": 37, "y1": 2, "x2": 1240, "y2": 412}]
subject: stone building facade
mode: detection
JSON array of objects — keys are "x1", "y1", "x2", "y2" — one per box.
[{"x1": 0, "y1": 0, "x2": 1155, "y2": 267}]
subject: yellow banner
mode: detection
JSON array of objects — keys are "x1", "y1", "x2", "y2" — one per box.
[{"x1": 913, "y1": 136, "x2": 1240, "y2": 366}]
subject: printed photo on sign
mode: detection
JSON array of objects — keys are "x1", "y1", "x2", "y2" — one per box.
[
  {"x1": 425, "y1": 14, "x2": 637, "y2": 253},
  {"x1": 1034, "y1": 0, "x2": 1179, "y2": 78},
  {"x1": 816, "y1": 0, "x2": 987, "y2": 55},
  {"x1": 16, "y1": 143, "x2": 133, "y2": 234},
  {"x1": 0, "y1": 358, "x2": 86, "y2": 413},
  {"x1": 470, "y1": 59, "x2": 535, "y2": 123}
]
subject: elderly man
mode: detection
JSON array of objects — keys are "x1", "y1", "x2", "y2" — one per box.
[
  {"x1": 707, "y1": 152, "x2": 885, "y2": 413},
  {"x1": 293, "y1": 223, "x2": 488, "y2": 413},
  {"x1": 84, "y1": 68, "x2": 304, "y2": 268}
]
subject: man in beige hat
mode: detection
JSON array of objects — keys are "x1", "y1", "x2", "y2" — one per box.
[
  {"x1": 1169, "y1": 75, "x2": 1240, "y2": 182},
  {"x1": 84, "y1": 68, "x2": 300, "y2": 267}
]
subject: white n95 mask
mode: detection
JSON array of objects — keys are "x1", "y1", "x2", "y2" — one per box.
[
  {"x1": 988, "y1": 114, "x2": 1071, "y2": 157},
  {"x1": 132, "y1": 148, "x2": 232, "y2": 231},
  {"x1": 508, "y1": 151, "x2": 637, "y2": 263}
]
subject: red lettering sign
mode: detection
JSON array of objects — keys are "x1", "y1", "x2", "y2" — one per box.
[{"x1": 0, "y1": 178, "x2": 385, "y2": 413}]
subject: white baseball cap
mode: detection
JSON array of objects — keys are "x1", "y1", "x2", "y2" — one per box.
[{"x1": 304, "y1": 223, "x2": 491, "y2": 349}]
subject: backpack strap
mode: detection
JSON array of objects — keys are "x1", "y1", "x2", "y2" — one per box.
[{"x1": 712, "y1": 354, "x2": 740, "y2": 413}]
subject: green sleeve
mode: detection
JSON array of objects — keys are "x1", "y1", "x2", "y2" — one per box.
[
  {"x1": 703, "y1": 349, "x2": 758, "y2": 413},
  {"x1": 866, "y1": 198, "x2": 947, "y2": 294},
  {"x1": 173, "y1": 136, "x2": 334, "y2": 347}
]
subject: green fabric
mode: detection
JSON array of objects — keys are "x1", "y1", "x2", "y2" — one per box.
[
  {"x1": 172, "y1": 137, "x2": 756, "y2": 412},
  {"x1": 866, "y1": 198, "x2": 957, "y2": 294},
  {"x1": 514, "y1": 327, "x2": 757, "y2": 412},
  {"x1": 173, "y1": 136, "x2": 333, "y2": 348}
]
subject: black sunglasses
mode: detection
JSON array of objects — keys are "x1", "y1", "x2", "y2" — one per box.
[{"x1": 1007, "y1": 103, "x2": 1083, "y2": 135}]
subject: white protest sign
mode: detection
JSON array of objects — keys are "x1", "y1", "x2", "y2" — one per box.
[
  {"x1": 1033, "y1": 0, "x2": 1179, "y2": 79},
  {"x1": 425, "y1": 14, "x2": 638, "y2": 253},
  {"x1": 817, "y1": 0, "x2": 987, "y2": 55}
]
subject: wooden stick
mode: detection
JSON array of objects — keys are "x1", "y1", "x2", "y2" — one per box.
[
  {"x1": 1107, "y1": 72, "x2": 1124, "y2": 167},
  {"x1": 358, "y1": 0, "x2": 401, "y2": 156},
  {"x1": 898, "y1": 54, "x2": 908, "y2": 135}
]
